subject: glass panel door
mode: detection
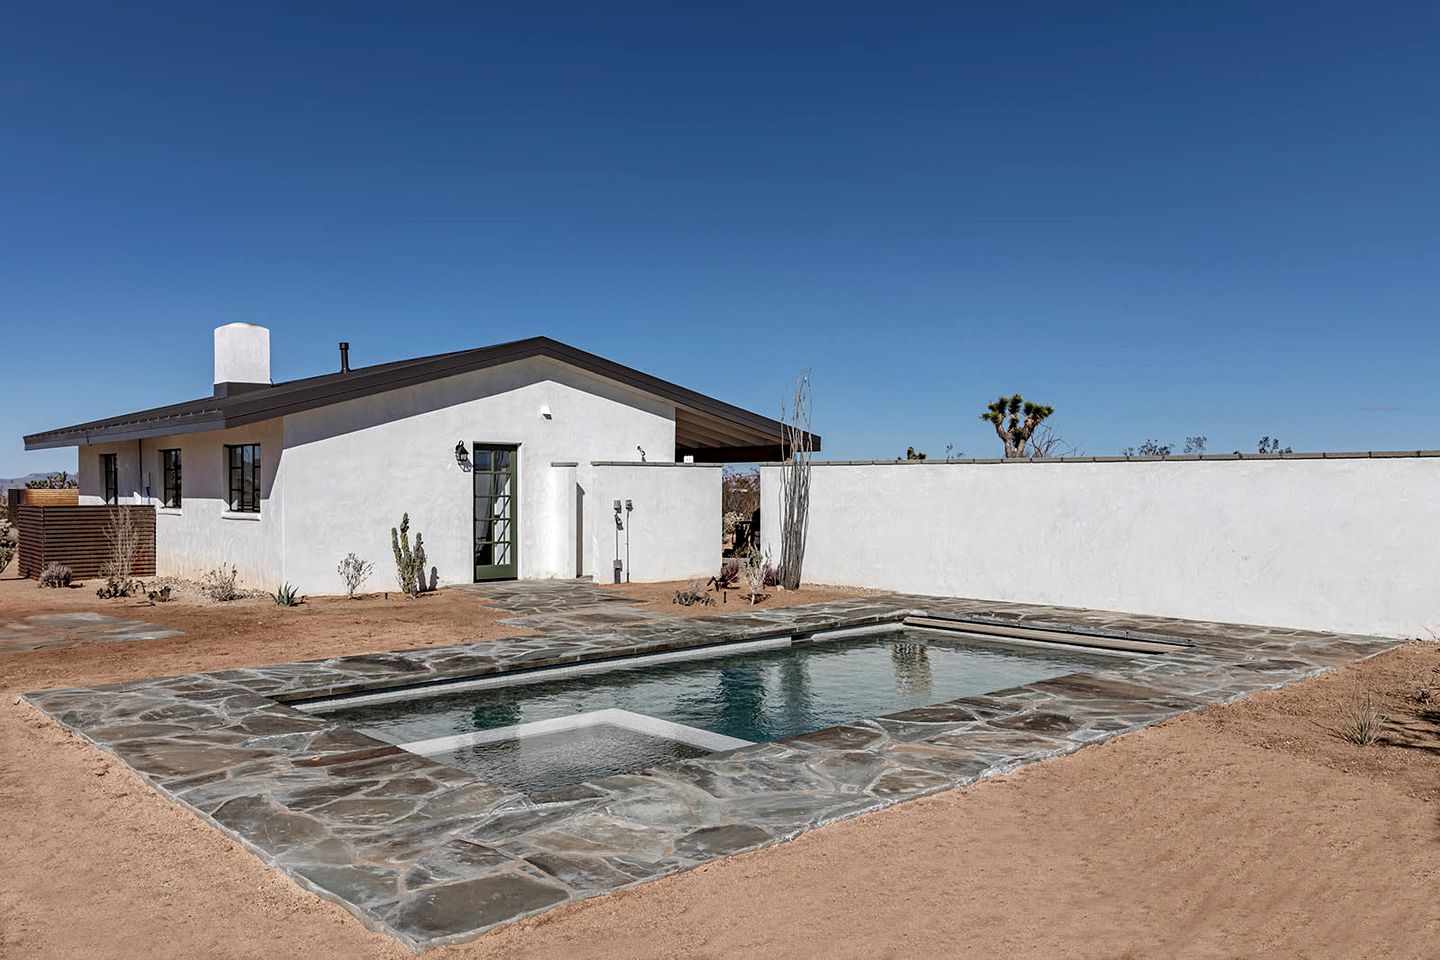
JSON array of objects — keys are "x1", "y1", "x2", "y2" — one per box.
[{"x1": 473, "y1": 444, "x2": 518, "y2": 581}]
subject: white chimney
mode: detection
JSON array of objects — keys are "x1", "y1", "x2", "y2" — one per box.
[{"x1": 214, "y1": 323, "x2": 271, "y2": 393}]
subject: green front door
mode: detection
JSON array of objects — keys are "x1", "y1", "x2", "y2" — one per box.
[{"x1": 473, "y1": 444, "x2": 518, "y2": 581}]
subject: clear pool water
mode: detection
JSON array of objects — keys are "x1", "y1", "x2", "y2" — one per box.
[
  {"x1": 429, "y1": 724, "x2": 710, "y2": 793},
  {"x1": 315, "y1": 629, "x2": 1117, "y2": 791}
]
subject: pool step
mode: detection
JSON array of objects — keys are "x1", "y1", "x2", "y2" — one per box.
[{"x1": 903, "y1": 615, "x2": 1184, "y2": 654}]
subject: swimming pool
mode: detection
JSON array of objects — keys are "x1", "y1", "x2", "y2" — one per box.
[{"x1": 305, "y1": 628, "x2": 1123, "y2": 792}]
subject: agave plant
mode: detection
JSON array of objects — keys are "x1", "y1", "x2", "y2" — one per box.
[{"x1": 272, "y1": 582, "x2": 301, "y2": 607}]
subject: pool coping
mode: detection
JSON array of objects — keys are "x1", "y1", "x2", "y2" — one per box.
[{"x1": 23, "y1": 593, "x2": 1403, "y2": 950}]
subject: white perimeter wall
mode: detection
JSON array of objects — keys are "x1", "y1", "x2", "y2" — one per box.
[
  {"x1": 761, "y1": 457, "x2": 1440, "y2": 638},
  {"x1": 586, "y1": 462, "x2": 721, "y2": 584}
]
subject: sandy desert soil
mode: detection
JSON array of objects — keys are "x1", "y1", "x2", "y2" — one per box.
[
  {"x1": 1, "y1": 565, "x2": 1437, "y2": 959},
  {"x1": 0, "y1": 564, "x2": 870, "y2": 690}
]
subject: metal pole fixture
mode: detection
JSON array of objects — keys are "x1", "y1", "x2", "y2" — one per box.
[{"x1": 624, "y1": 499, "x2": 633, "y2": 582}]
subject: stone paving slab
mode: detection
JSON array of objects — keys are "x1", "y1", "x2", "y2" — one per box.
[
  {"x1": 0, "y1": 612, "x2": 184, "y2": 654},
  {"x1": 497, "y1": 606, "x2": 672, "y2": 632},
  {"x1": 452, "y1": 579, "x2": 644, "y2": 616},
  {"x1": 23, "y1": 592, "x2": 1403, "y2": 949}
]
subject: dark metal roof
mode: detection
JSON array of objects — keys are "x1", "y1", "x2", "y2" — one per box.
[{"x1": 23, "y1": 336, "x2": 819, "y2": 458}]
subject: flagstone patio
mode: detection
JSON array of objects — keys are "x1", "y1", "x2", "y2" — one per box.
[
  {"x1": 453, "y1": 578, "x2": 645, "y2": 616},
  {"x1": 23, "y1": 590, "x2": 1401, "y2": 949},
  {"x1": 0, "y1": 612, "x2": 183, "y2": 654}
]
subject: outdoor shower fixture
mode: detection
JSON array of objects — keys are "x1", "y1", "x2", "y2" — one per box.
[{"x1": 612, "y1": 499, "x2": 624, "y2": 584}]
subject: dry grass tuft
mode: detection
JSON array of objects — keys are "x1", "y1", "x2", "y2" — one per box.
[{"x1": 1338, "y1": 689, "x2": 1386, "y2": 746}]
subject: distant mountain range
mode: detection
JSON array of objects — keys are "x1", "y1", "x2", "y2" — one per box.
[{"x1": 0, "y1": 473, "x2": 57, "y2": 494}]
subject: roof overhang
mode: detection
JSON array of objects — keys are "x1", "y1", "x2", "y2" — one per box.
[{"x1": 23, "y1": 336, "x2": 820, "y2": 461}]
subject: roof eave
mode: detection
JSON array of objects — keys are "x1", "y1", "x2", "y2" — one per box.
[{"x1": 24, "y1": 415, "x2": 227, "y2": 450}]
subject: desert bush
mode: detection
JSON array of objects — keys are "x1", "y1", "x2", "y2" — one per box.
[
  {"x1": 722, "y1": 511, "x2": 746, "y2": 537},
  {"x1": 202, "y1": 564, "x2": 241, "y2": 602},
  {"x1": 763, "y1": 560, "x2": 783, "y2": 587},
  {"x1": 96, "y1": 575, "x2": 143, "y2": 599},
  {"x1": 0, "y1": 516, "x2": 15, "y2": 572},
  {"x1": 37, "y1": 562, "x2": 72, "y2": 588},
  {"x1": 146, "y1": 584, "x2": 173, "y2": 603},
  {"x1": 1339, "y1": 690, "x2": 1385, "y2": 746},
  {"x1": 1257, "y1": 435, "x2": 1291, "y2": 455},
  {"x1": 25, "y1": 471, "x2": 77, "y2": 489},
  {"x1": 272, "y1": 582, "x2": 301, "y2": 607},
  {"x1": 672, "y1": 580, "x2": 715, "y2": 607},
  {"x1": 391, "y1": 513, "x2": 433, "y2": 596},
  {"x1": 97, "y1": 509, "x2": 143, "y2": 598},
  {"x1": 102, "y1": 509, "x2": 139, "y2": 581},
  {"x1": 722, "y1": 469, "x2": 760, "y2": 517},
  {"x1": 336, "y1": 552, "x2": 374, "y2": 599},
  {"x1": 741, "y1": 550, "x2": 774, "y2": 605}
]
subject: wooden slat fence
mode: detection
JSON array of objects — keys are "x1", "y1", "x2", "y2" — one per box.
[
  {"x1": 17, "y1": 505, "x2": 156, "y2": 580},
  {"x1": 6, "y1": 487, "x2": 79, "y2": 520}
]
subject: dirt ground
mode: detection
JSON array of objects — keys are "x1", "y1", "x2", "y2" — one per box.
[
  {"x1": 0, "y1": 564, "x2": 871, "y2": 690},
  {"x1": 1, "y1": 565, "x2": 1437, "y2": 959}
]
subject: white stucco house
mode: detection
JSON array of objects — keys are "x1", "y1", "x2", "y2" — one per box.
[{"x1": 23, "y1": 324, "x2": 816, "y2": 595}]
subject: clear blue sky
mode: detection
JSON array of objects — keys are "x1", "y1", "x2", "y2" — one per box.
[{"x1": 5, "y1": 2, "x2": 1438, "y2": 476}]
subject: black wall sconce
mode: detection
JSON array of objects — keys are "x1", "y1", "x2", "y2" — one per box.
[{"x1": 455, "y1": 441, "x2": 470, "y2": 469}]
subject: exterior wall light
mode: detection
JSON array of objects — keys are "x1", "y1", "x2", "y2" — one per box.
[
  {"x1": 455, "y1": 442, "x2": 469, "y2": 468},
  {"x1": 539, "y1": 404, "x2": 552, "y2": 420}
]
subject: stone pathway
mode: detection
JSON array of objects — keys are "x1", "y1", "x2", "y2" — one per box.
[
  {"x1": 24, "y1": 593, "x2": 1401, "y2": 949},
  {"x1": 0, "y1": 612, "x2": 183, "y2": 654},
  {"x1": 453, "y1": 578, "x2": 644, "y2": 616}
]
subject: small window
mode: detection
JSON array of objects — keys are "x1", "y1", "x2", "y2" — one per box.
[
  {"x1": 226, "y1": 443, "x2": 261, "y2": 513},
  {"x1": 101, "y1": 453, "x2": 118, "y2": 505},
  {"x1": 160, "y1": 449, "x2": 182, "y2": 508}
]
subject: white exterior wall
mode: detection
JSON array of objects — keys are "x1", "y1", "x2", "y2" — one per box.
[
  {"x1": 587, "y1": 462, "x2": 721, "y2": 583},
  {"x1": 79, "y1": 421, "x2": 285, "y2": 588},
  {"x1": 278, "y1": 358, "x2": 676, "y2": 595},
  {"x1": 72, "y1": 358, "x2": 734, "y2": 596},
  {"x1": 761, "y1": 457, "x2": 1440, "y2": 638}
]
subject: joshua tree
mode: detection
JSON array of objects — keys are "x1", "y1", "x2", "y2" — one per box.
[{"x1": 980, "y1": 394, "x2": 1054, "y2": 458}]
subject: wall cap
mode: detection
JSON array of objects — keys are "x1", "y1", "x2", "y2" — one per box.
[
  {"x1": 589, "y1": 460, "x2": 724, "y2": 468},
  {"x1": 759, "y1": 449, "x2": 1440, "y2": 467}
]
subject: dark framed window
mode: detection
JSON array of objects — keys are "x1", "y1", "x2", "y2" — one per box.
[
  {"x1": 101, "y1": 453, "x2": 118, "y2": 505},
  {"x1": 225, "y1": 443, "x2": 261, "y2": 513},
  {"x1": 160, "y1": 449, "x2": 182, "y2": 508}
]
